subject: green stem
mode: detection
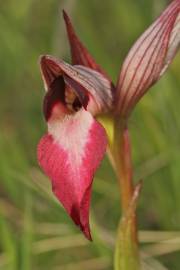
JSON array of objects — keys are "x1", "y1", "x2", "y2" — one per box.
[{"x1": 113, "y1": 118, "x2": 140, "y2": 269}]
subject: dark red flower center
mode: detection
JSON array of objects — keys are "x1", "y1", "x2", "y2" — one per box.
[{"x1": 43, "y1": 75, "x2": 89, "y2": 121}]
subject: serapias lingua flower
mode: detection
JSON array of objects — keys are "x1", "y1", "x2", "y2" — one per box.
[
  {"x1": 38, "y1": 0, "x2": 180, "y2": 240},
  {"x1": 38, "y1": 57, "x2": 113, "y2": 240}
]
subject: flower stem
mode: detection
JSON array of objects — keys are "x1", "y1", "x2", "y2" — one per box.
[{"x1": 113, "y1": 118, "x2": 140, "y2": 269}]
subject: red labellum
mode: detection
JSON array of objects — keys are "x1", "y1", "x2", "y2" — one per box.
[{"x1": 38, "y1": 109, "x2": 107, "y2": 240}]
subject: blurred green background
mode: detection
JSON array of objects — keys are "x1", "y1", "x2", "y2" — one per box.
[{"x1": 0, "y1": 0, "x2": 180, "y2": 269}]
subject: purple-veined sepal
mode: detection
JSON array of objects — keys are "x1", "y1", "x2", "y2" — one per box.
[
  {"x1": 63, "y1": 10, "x2": 112, "y2": 83},
  {"x1": 40, "y1": 55, "x2": 113, "y2": 118},
  {"x1": 115, "y1": 0, "x2": 180, "y2": 117}
]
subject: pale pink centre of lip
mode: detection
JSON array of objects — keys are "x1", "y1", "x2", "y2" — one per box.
[{"x1": 47, "y1": 104, "x2": 94, "y2": 168}]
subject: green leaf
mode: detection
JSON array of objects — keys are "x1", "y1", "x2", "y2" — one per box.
[
  {"x1": 0, "y1": 213, "x2": 17, "y2": 270},
  {"x1": 20, "y1": 193, "x2": 33, "y2": 270},
  {"x1": 141, "y1": 255, "x2": 168, "y2": 270}
]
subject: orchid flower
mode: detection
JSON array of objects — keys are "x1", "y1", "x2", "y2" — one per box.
[
  {"x1": 38, "y1": 56, "x2": 113, "y2": 240},
  {"x1": 38, "y1": 0, "x2": 180, "y2": 240}
]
